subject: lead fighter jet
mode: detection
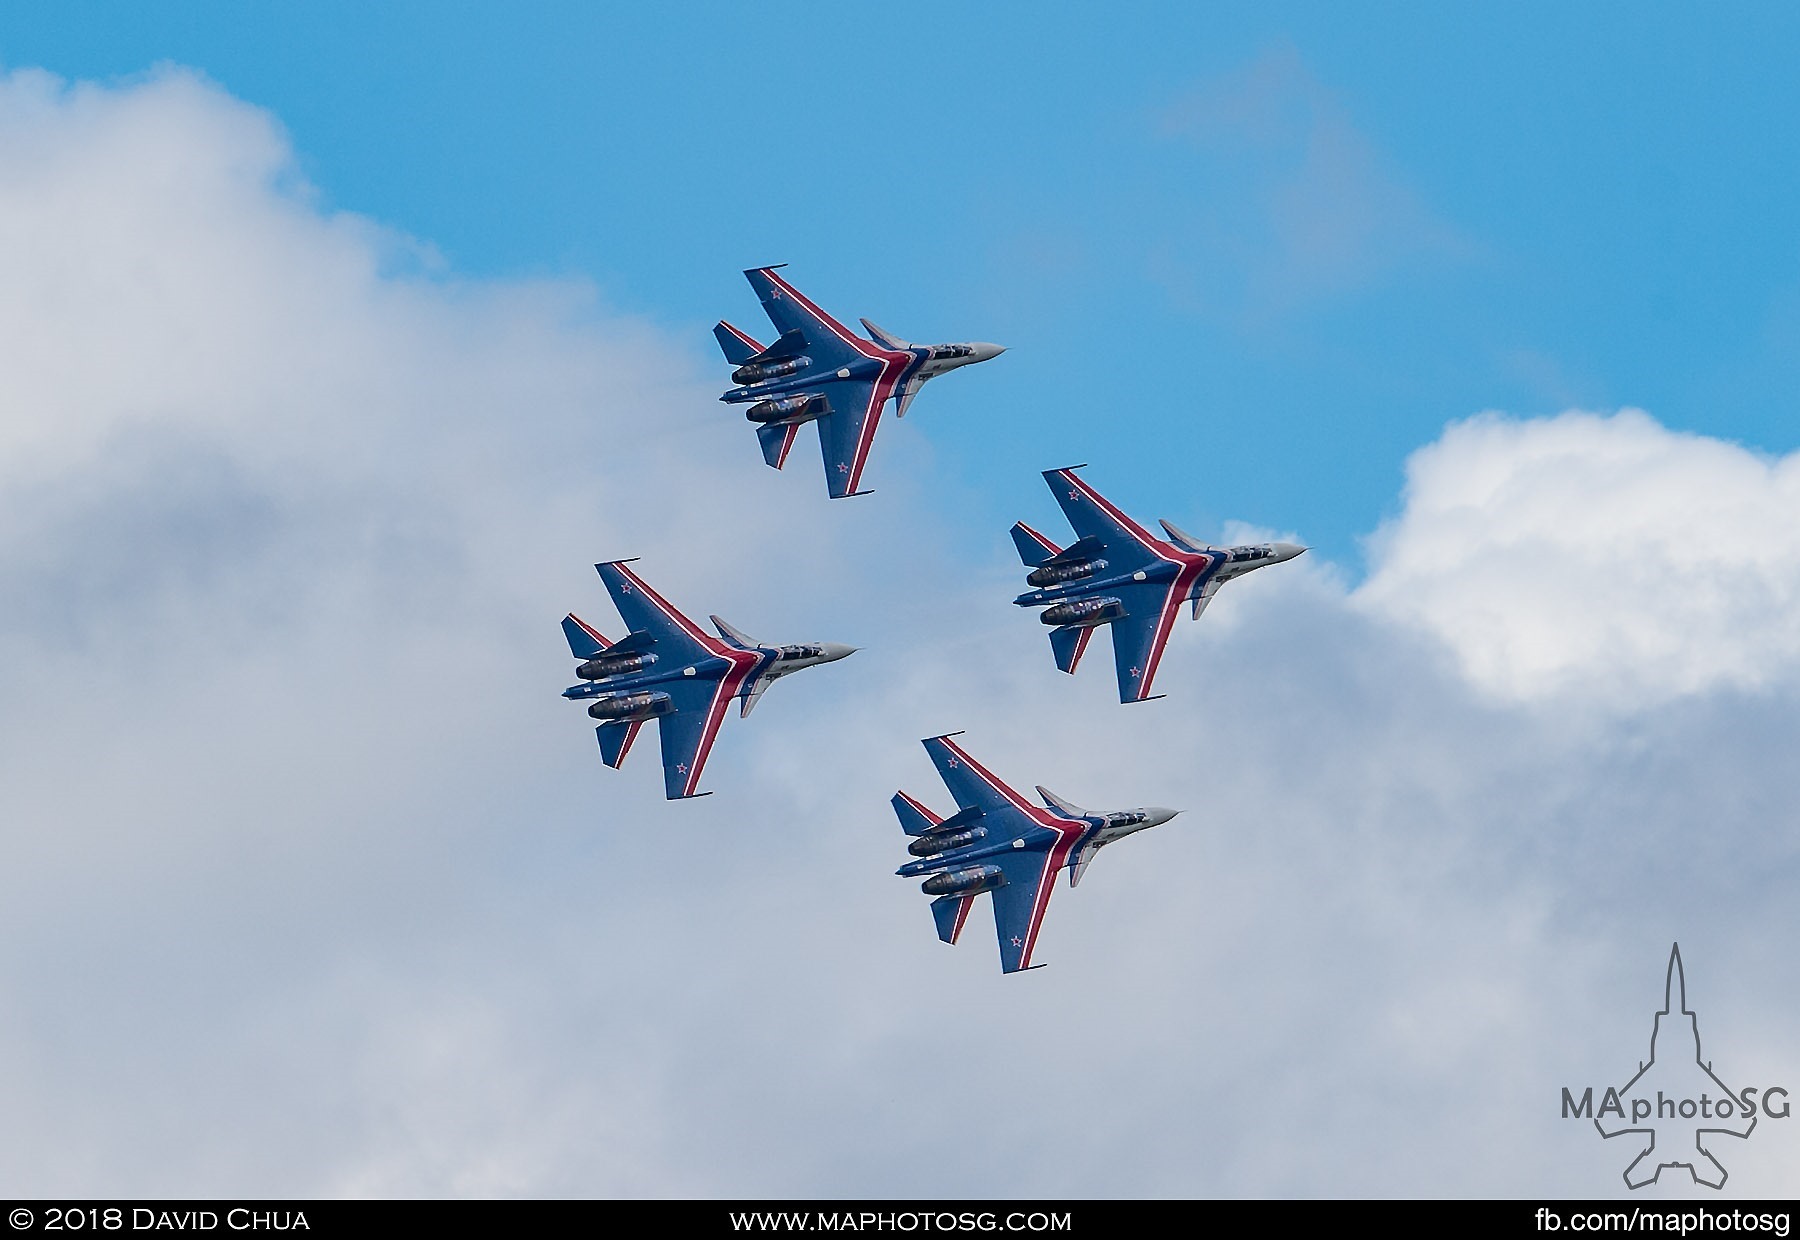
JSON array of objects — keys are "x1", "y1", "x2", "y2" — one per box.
[
  {"x1": 714, "y1": 266, "x2": 1003, "y2": 498},
  {"x1": 894, "y1": 734, "x2": 1177, "y2": 973},
  {"x1": 561, "y1": 560, "x2": 855, "y2": 799},
  {"x1": 1011, "y1": 466, "x2": 1306, "y2": 703}
]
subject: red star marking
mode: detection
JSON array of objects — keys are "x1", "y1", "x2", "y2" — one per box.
[
  {"x1": 946, "y1": 757, "x2": 959, "y2": 768},
  {"x1": 1011, "y1": 936, "x2": 1023, "y2": 947},
  {"x1": 836, "y1": 462, "x2": 850, "y2": 473},
  {"x1": 676, "y1": 762, "x2": 688, "y2": 774},
  {"x1": 1068, "y1": 490, "x2": 1080, "y2": 501},
  {"x1": 1130, "y1": 666, "x2": 1143, "y2": 679}
]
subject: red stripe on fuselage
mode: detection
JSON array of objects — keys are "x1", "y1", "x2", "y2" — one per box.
[
  {"x1": 932, "y1": 736, "x2": 1087, "y2": 970},
  {"x1": 1055, "y1": 469, "x2": 1166, "y2": 557},
  {"x1": 1133, "y1": 556, "x2": 1212, "y2": 701},
  {"x1": 757, "y1": 270, "x2": 911, "y2": 494},
  {"x1": 682, "y1": 650, "x2": 760, "y2": 797}
]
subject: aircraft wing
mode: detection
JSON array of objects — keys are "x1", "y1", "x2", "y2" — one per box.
[
  {"x1": 988, "y1": 846, "x2": 1061, "y2": 973},
  {"x1": 1105, "y1": 576, "x2": 1201, "y2": 703},
  {"x1": 593, "y1": 561, "x2": 718, "y2": 668},
  {"x1": 921, "y1": 735, "x2": 1038, "y2": 835},
  {"x1": 743, "y1": 267, "x2": 871, "y2": 372},
  {"x1": 1042, "y1": 466, "x2": 1167, "y2": 568},
  {"x1": 653, "y1": 671, "x2": 746, "y2": 799},
  {"x1": 816, "y1": 376, "x2": 889, "y2": 499}
]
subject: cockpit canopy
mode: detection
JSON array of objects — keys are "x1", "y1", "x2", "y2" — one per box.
[
  {"x1": 930, "y1": 345, "x2": 974, "y2": 360},
  {"x1": 779, "y1": 643, "x2": 824, "y2": 660},
  {"x1": 1228, "y1": 544, "x2": 1274, "y2": 563}
]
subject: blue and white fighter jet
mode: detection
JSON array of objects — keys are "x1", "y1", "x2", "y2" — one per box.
[
  {"x1": 714, "y1": 266, "x2": 1004, "y2": 498},
  {"x1": 1011, "y1": 466, "x2": 1306, "y2": 704},
  {"x1": 562, "y1": 561, "x2": 855, "y2": 799},
  {"x1": 894, "y1": 734, "x2": 1178, "y2": 973}
]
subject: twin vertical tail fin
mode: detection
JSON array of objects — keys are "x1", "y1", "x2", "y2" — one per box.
[
  {"x1": 563, "y1": 614, "x2": 611, "y2": 660},
  {"x1": 714, "y1": 321, "x2": 764, "y2": 365},
  {"x1": 931, "y1": 893, "x2": 973, "y2": 944},
  {"x1": 1047, "y1": 624, "x2": 1093, "y2": 675},
  {"x1": 892, "y1": 791, "x2": 944, "y2": 837},
  {"x1": 595, "y1": 720, "x2": 643, "y2": 769},
  {"x1": 1010, "y1": 521, "x2": 1061, "y2": 568},
  {"x1": 756, "y1": 423, "x2": 800, "y2": 470}
]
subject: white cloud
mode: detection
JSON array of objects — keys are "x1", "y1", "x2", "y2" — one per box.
[
  {"x1": 0, "y1": 67, "x2": 1796, "y2": 1200},
  {"x1": 1357, "y1": 408, "x2": 1800, "y2": 707}
]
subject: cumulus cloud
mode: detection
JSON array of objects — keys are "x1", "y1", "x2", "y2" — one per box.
[
  {"x1": 0, "y1": 66, "x2": 1795, "y2": 1200},
  {"x1": 1357, "y1": 409, "x2": 1800, "y2": 707}
]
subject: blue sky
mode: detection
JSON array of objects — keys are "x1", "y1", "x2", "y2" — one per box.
[
  {"x1": 3, "y1": 7, "x2": 1800, "y2": 1200},
  {"x1": 12, "y1": 3, "x2": 1800, "y2": 563}
]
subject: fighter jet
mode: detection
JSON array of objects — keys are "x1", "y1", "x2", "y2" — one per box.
[
  {"x1": 561, "y1": 560, "x2": 855, "y2": 799},
  {"x1": 893, "y1": 733, "x2": 1177, "y2": 973},
  {"x1": 1011, "y1": 466, "x2": 1306, "y2": 703},
  {"x1": 714, "y1": 266, "x2": 1003, "y2": 498}
]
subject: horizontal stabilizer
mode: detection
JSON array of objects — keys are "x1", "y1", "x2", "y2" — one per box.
[
  {"x1": 562, "y1": 614, "x2": 611, "y2": 660},
  {"x1": 931, "y1": 893, "x2": 973, "y2": 945},
  {"x1": 748, "y1": 328, "x2": 809, "y2": 364},
  {"x1": 1010, "y1": 521, "x2": 1061, "y2": 567},
  {"x1": 599, "y1": 629, "x2": 657, "y2": 656},
  {"x1": 756, "y1": 422, "x2": 801, "y2": 470},
  {"x1": 1042, "y1": 534, "x2": 1105, "y2": 567},
  {"x1": 1048, "y1": 624, "x2": 1093, "y2": 675},
  {"x1": 935, "y1": 805, "x2": 986, "y2": 831},
  {"x1": 595, "y1": 720, "x2": 643, "y2": 769},
  {"x1": 892, "y1": 791, "x2": 943, "y2": 837}
]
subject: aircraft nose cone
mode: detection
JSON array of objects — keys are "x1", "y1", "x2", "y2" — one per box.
[
  {"x1": 820, "y1": 643, "x2": 858, "y2": 662},
  {"x1": 1141, "y1": 807, "x2": 1180, "y2": 828},
  {"x1": 972, "y1": 342, "x2": 1006, "y2": 363},
  {"x1": 1272, "y1": 542, "x2": 1308, "y2": 562}
]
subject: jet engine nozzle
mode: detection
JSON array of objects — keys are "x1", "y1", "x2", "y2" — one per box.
[
  {"x1": 921, "y1": 865, "x2": 1007, "y2": 897},
  {"x1": 587, "y1": 691, "x2": 674, "y2": 721},
  {"x1": 745, "y1": 393, "x2": 829, "y2": 424},
  {"x1": 906, "y1": 827, "x2": 988, "y2": 857},
  {"x1": 576, "y1": 652, "x2": 657, "y2": 680},
  {"x1": 731, "y1": 356, "x2": 810, "y2": 385},
  {"x1": 1027, "y1": 558, "x2": 1107, "y2": 588},
  {"x1": 1040, "y1": 597, "x2": 1125, "y2": 628}
]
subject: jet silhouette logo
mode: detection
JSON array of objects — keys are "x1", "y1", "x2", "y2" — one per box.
[{"x1": 1563, "y1": 944, "x2": 1790, "y2": 1190}]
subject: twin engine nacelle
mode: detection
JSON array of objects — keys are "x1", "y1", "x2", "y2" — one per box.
[
  {"x1": 745, "y1": 393, "x2": 827, "y2": 424},
  {"x1": 587, "y1": 691, "x2": 674, "y2": 721},
  {"x1": 576, "y1": 652, "x2": 658, "y2": 680},
  {"x1": 732, "y1": 356, "x2": 810, "y2": 385},
  {"x1": 906, "y1": 827, "x2": 988, "y2": 857},
  {"x1": 921, "y1": 864, "x2": 1007, "y2": 897},
  {"x1": 1040, "y1": 596, "x2": 1125, "y2": 628},
  {"x1": 1027, "y1": 557, "x2": 1107, "y2": 588}
]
